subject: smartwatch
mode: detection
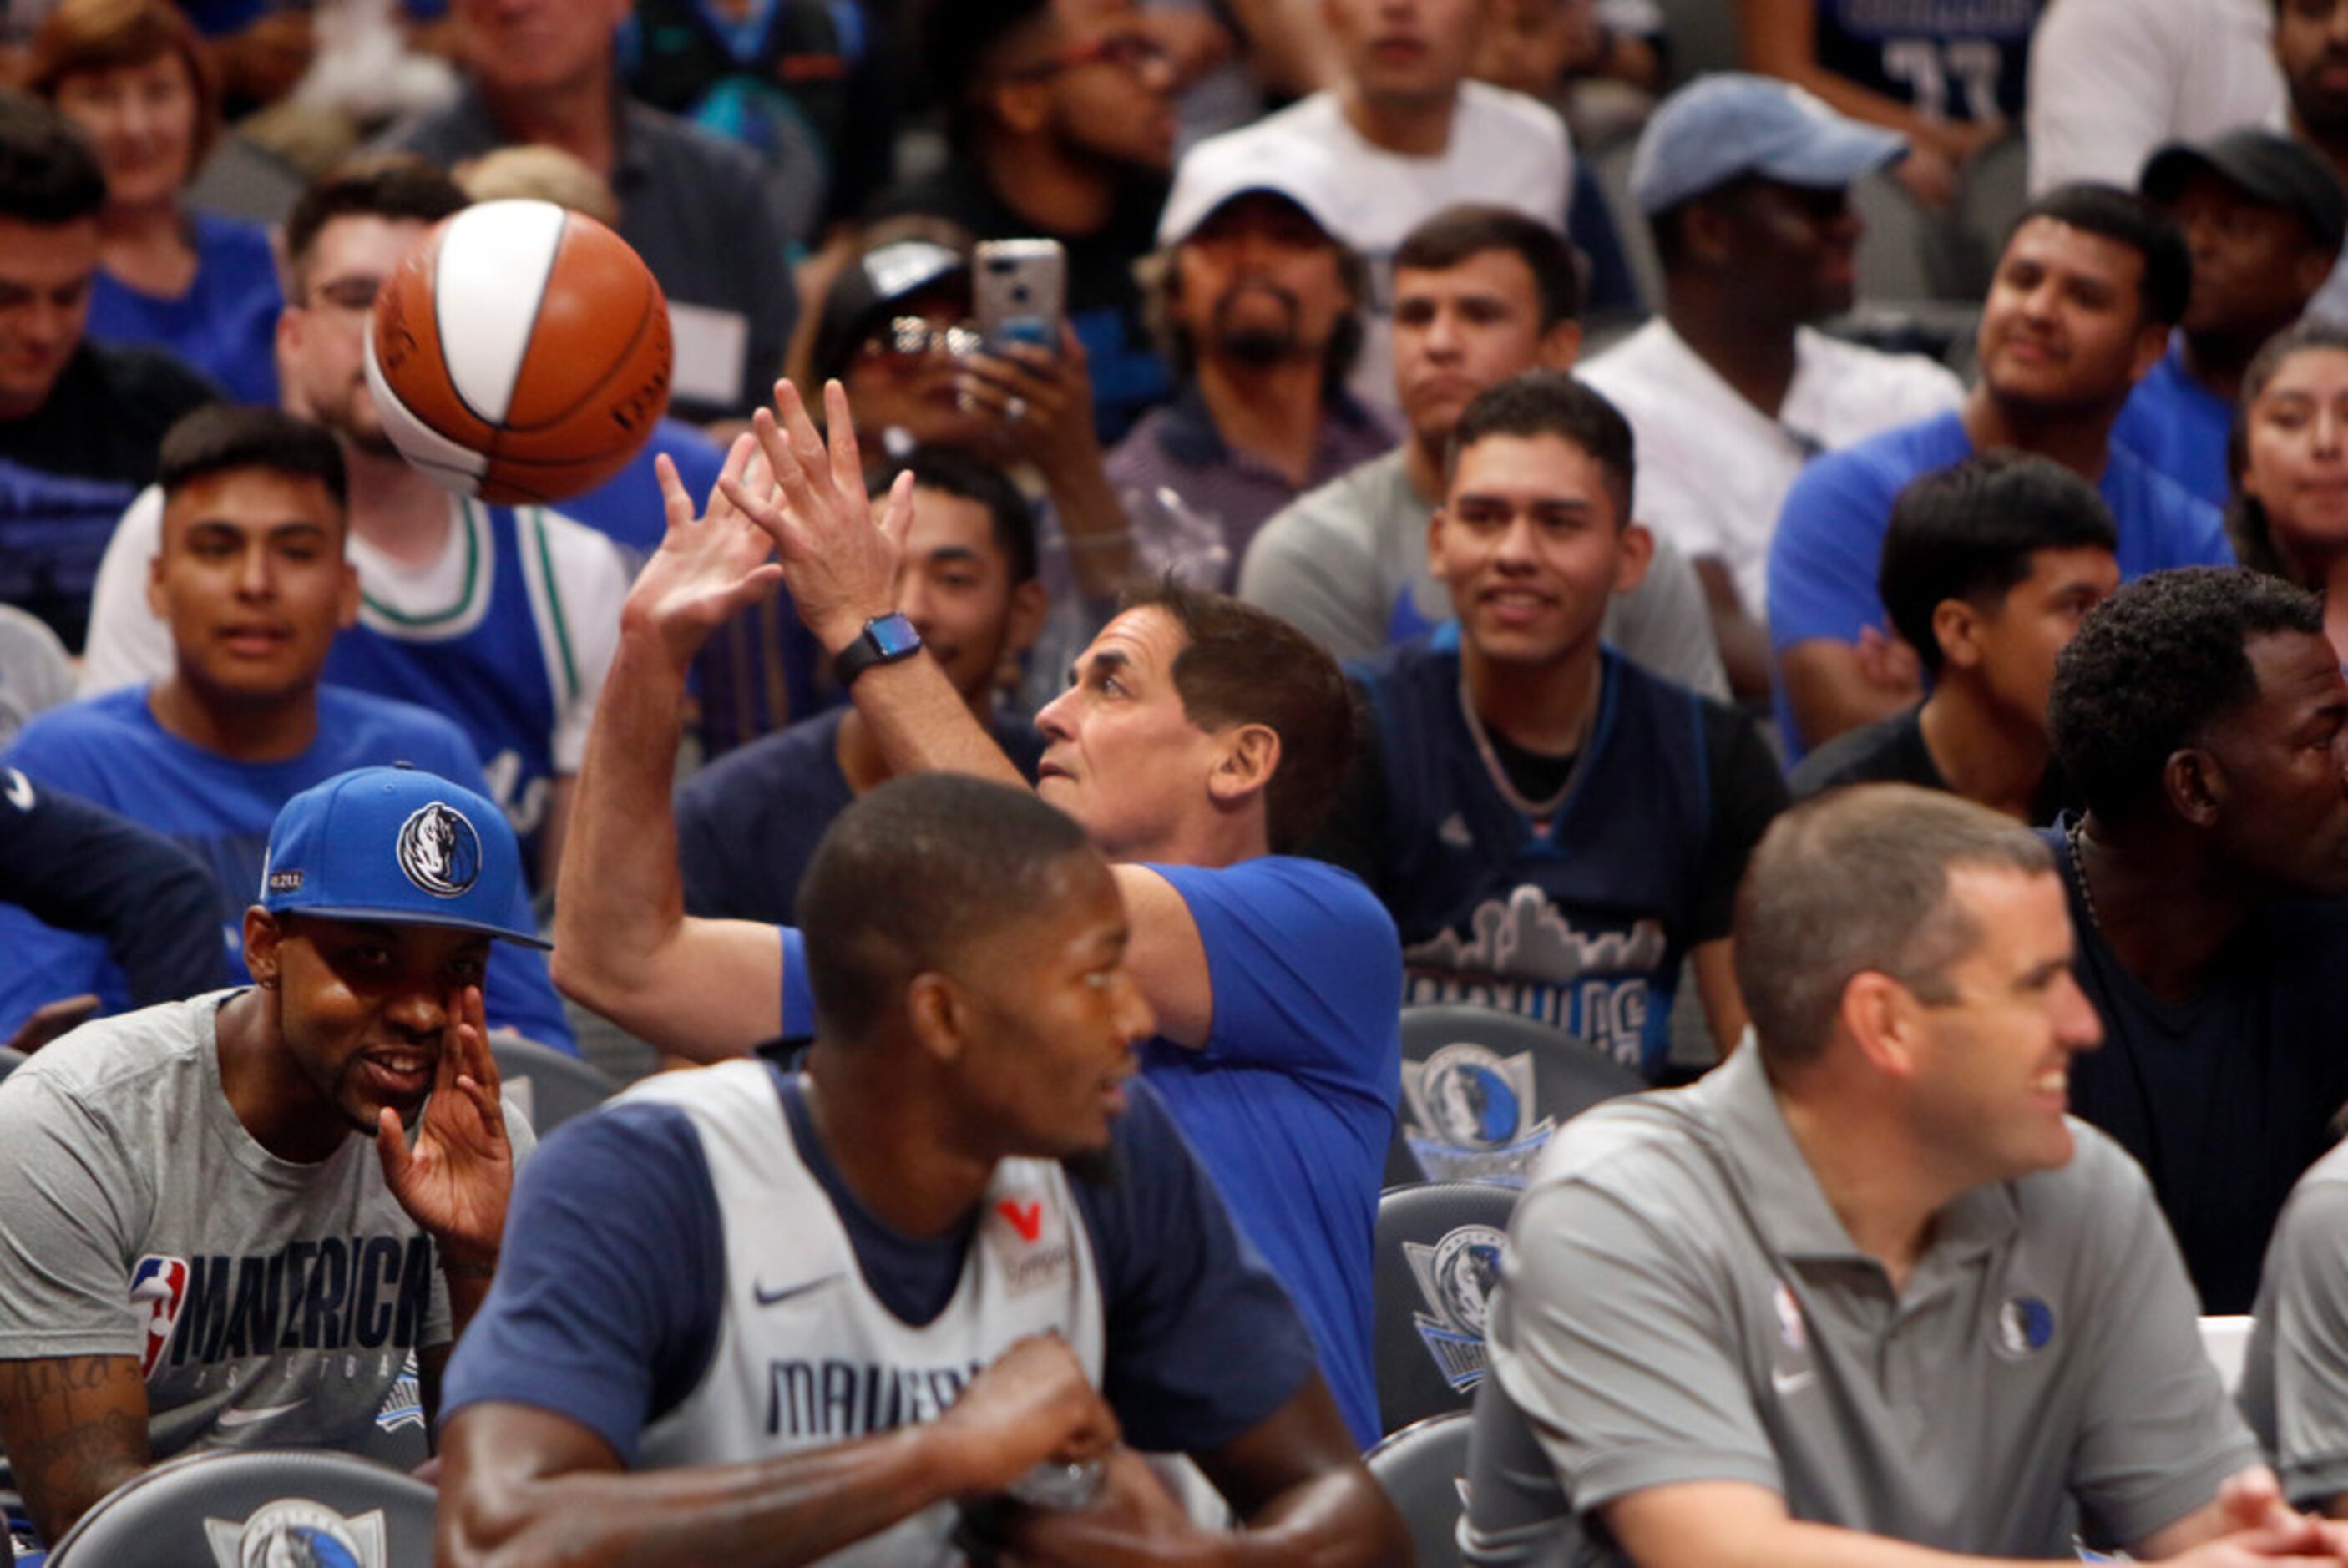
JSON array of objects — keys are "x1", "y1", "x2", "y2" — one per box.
[{"x1": 832, "y1": 612, "x2": 923, "y2": 688}]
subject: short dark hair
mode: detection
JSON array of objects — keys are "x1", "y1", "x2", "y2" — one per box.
[
  {"x1": 918, "y1": 0, "x2": 1052, "y2": 143},
  {"x1": 868, "y1": 445, "x2": 1039, "y2": 585},
  {"x1": 2050, "y1": 567, "x2": 2325, "y2": 823},
  {"x1": 798, "y1": 772, "x2": 1096, "y2": 1040},
  {"x1": 159, "y1": 404, "x2": 348, "y2": 513},
  {"x1": 1117, "y1": 579, "x2": 1354, "y2": 853},
  {"x1": 2008, "y1": 182, "x2": 2193, "y2": 328},
  {"x1": 283, "y1": 155, "x2": 468, "y2": 298},
  {"x1": 1394, "y1": 204, "x2": 1584, "y2": 329},
  {"x1": 1878, "y1": 453, "x2": 2118, "y2": 676},
  {"x1": 1445, "y1": 370, "x2": 1636, "y2": 526},
  {"x1": 1736, "y1": 784, "x2": 2053, "y2": 1070},
  {"x1": 0, "y1": 90, "x2": 104, "y2": 225},
  {"x1": 2229, "y1": 316, "x2": 2348, "y2": 579}
]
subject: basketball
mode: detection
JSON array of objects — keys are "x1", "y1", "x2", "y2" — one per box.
[{"x1": 364, "y1": 199, "x2": 673, "y2": 506}]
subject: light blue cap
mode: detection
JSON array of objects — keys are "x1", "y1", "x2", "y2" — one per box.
[
  {"x1": 259, "y1": 765, "x2": 548, "y2": 948},
  {"x1": 1630, "y1": 73, "x2": 1908, "y2": 215}
]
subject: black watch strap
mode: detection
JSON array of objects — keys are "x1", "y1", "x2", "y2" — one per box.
[{"x1": 832, "y1": 613, "x2": 923, "y2": 687}]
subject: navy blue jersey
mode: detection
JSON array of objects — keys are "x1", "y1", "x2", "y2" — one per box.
[
  {"x1": 1316, "y1": 637, "x2": 1785, "y2": 1082},
  {"x1": 1814, "y1": 0, "x2": 2041, "y2": 125},
  {"x1": 2049, "y1": 822, "x2": 2348, "y2": 1313},
  {"x1": 441, "y1": 1066, "x2": 1317, "y2": 1474}
]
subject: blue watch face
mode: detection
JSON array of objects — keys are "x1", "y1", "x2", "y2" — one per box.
[{"x1": 868, "y1": 614, "x2": 922, "y2": 658}]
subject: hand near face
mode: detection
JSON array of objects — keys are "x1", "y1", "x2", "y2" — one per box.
[
  {"x1": 725, "y1": 378, "x2": 914, "y2": 652},
  {"x1": 995, "y1": 1447, "x2": 1220, "y2": 1568},
  {"x1": 955, "y1": 326, "x2": 1105, "y2": 488},
  {"x1": 932, "y1": 1334, "x2": 1120, "y2": 1498},
  {"x1": 376, "y1": 984, "x2": 511, "y2": 1268},
  {"x1": 629, "y1": 435, "x2": 790, "y2": 666}
]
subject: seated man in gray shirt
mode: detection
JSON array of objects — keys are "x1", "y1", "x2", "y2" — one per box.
[
  {"x1": 1463, "y1": 783, "x2": 2342, "y2": 1566},
  {"x1": 0, "y1": 766, "x2": 536, "y2": 1548},
  {"x1": 1239, "y1": 205, "x2": 1727, "y2": 699},
  {"x1": 2245, "y1": 1141, "x2": 2348, "y2": 1515}
]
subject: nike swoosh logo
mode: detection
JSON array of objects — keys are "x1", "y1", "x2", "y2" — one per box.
[
  {"x1": 753, "y1": 1275, "x2": 837, "y2": 1308},
  {"x1": 216, "y1": 1400, "x2": 305, "y2": 1429},
  {"x1": 1770, "y1": 1367, "x2": 1815, "y2": 1397},
  {"x1": 3, "y1": 770, "x2": 31, "y2": 812}
]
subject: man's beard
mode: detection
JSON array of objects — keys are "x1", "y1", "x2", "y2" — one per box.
[{"x1": 1211, "y1": 284, "x2": 1303, "y2": 367}]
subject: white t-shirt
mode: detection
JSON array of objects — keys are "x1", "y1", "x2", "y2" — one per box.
[
  {"x1": 79, "y1": 484, "x2": 624, "y2": 776},
  {"x1": 1578, "y1": 319, "x2": 1965, "y2": 625},
  {"x1": 1189, "y1": 84, "x2": 1571, "y2": 413},
  {"x1": 2026, "y1": 0, "x2": 2286, "y2": 195}
]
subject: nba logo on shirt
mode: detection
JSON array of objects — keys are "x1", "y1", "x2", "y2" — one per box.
[{"x1": 129, "y1": 1254, "x2": 189, "y2": 1378}]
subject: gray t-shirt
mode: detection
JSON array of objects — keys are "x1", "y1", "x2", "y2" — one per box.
[
  {"x1": 1237, "y1": 448, "x2": 1729, "y2": 699},
  {"x1": 2244, "y1": 1138, "x2": 2348, "y2": 1508},
  {"x1": 1462, "y1": 1046, "x2": 2254, "y2": 1565},
  {"x1": 0, "y1": 991, "x2": 534, "y2": 1470}
]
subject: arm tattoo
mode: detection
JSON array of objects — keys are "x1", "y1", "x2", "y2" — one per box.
[{"x1": 0, "y1": 1356, "x2": 149, "y2": 1538}]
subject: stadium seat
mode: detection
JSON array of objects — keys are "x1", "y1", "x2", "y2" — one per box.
[
  {"x1": 1386, "y1": 1004, "x2": 1646, "y2": 1188},
  {"x1": 0, "y1": 1047, "x2": 24, "y2": 1084},
  {"x1": 1374, "y1": 1181, "x2": 1521, "y2": 1434},
  {"x1": 46, "y1": 1448, "x2": 435, "y2": 1566},
  {"x1": 1366, "y1": 1408, "x2": 1474, "y2": 1568},
  {"x1": 492, "y1": 1033, "x2": 618, "y2": 1133}
]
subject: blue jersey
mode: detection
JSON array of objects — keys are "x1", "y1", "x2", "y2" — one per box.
[
  {"x1": 549, "y1": 417, "x2": 727, "y2": 562},
  {"x1": 2112, "y1": 339, "x2": 2232, "y2": 511},
  {"x1": 0, "y1": 685, "x2": 574, "y2": 1051},
  {"x1": 1132, "y1": 857, "x2": 1400, "y2": 1447},
  {"x1": 324, "y1": 503, "x2": 579, "y2": 868},
  {"x1": 84, "y1": 213, "x2": 281, "y2": 407},
  {"x1": 1814, "y1": 0, "x2": 2040, "y2": 125},
  {"x1": 442, "y1": 1066, "x2": 1317, "y2": 1496},
  {"x1": 1767, "y1": 409, "x2": 2232, "y2": 755},
  {"x1": 1323, "y1": 639, "x2": 1784, "y2": 1083}
]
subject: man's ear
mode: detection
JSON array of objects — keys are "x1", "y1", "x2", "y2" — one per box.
[
  {"x1": 1612, "y1": 520, "x2": 1655, "y2": 596},
  {"x1": 1427, "y1": 506, "x2": 1450, "y2": 580},
  {"x1": 243, "y1": 907, "x2": 284, "y2": 988},
  {"x1": 1839, "y1": 969, "x2": 1926, "y2": 1080},
  {"x1": 335, "y1": 554, "x2": 361, "y2": 632},
  {"x1": 989, "y1": 73, "x2": 1054, "y2": 138},
  {"x1": 146, "y1": 540, "x2": 170, "y2": 622},
  {"x1": 2295, "y1": 245, "x2": 2337, "y2": 302},
  {"x1": 1207, "y1": 722, "x2": 1280, "y2": 812},
  {"x1": 906, "y1": 972, "x2": 970, "y2": 1065},
  {"x1": 1536, "y1": 317, "x2": 1583, "y2": 372},
  {"x1": 1931, "y1": 597, "x2": 1986, "y2": 673},
  {"x1": 2165, "y1": 747, "x2": 2224, "y2": 829}
]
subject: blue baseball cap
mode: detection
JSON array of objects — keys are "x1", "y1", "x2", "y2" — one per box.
[
  {"x1": 259, "y1": 766, "x2": 549, "y2": 948},
  {"x1": 1631, "y1": 73, "x2": 1909, "y2": 215}
]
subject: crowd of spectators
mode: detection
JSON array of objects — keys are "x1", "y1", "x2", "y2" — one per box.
[{"x1": 15, "y1": 0, "x2": 2348, "y2": 1564}]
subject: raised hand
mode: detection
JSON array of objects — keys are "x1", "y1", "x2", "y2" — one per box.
[
  {"x1": 725, "y1": 378, "x2": 915, "y2": 654},
  {"x1": 627, "y1": 433, "x2": 789, "y2": 666},
  {"x1": 377, "y1": 984, "x2": 511, "y2": 1269}
]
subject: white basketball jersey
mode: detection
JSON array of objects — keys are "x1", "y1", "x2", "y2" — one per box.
[{"x1": 629, "y1": 1063, "x2": 1106, "y2": 1565}]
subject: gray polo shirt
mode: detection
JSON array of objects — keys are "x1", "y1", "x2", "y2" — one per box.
[
  {"x1": 1462, "y1": 1045, "x2": 2254, "y2": 1565},
  {"x1": 1237, "y1": 448, "x2": 1729, "y2": 701},
  {"x1": 2243, "y1": 1138, "x2": 2348, "y2": 1508}
]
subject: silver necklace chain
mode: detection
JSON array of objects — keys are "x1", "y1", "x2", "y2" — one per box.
[{"x1": 2066, "y1": 816, "x2": 2104, "y2": 935}]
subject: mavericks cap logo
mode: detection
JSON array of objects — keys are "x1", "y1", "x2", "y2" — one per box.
[
  {"x1": 1405, "y1": 1223, "x2": 1507, "y2": 1393},
  {"x1": 204, "y1": 1498, "x2": 387, "y2": 1567},
  {"x1": 1996, "y1": 1294, "x2": 2056, "y2": 1358},
  {"x1": 396, "y1": 802, "x2": 482, "y2": 898}
]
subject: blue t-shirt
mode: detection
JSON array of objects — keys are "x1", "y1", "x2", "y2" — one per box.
[
  {"x1": 0, "y1": 684, "x2": 574, "y2": 1051},
  {"x1": 1767, "y1": 408, "x2": 2233, "y2": 752},
  {"x1": 440, "y1": 1066, "x2": 1317, "y2": 1464},
  {"x1": 676, "y1": 706, "x2": 1047, "y2": 926},
  {"x1": 551, "y1": 417, "x2": 729, "y2": 563},
  {"x1": 2112, "y1": 339, "x2": 2232, "y2": 511},
  {"x1": 2049, "y1": 822, "x2": 2348, "y2": 1314},
  {"x1": 1134, "y1": 857, "x2": 1400, "y2": 1447},
  {"x1": 84, "y1": 213, "x2": 281, "y2": 407}
]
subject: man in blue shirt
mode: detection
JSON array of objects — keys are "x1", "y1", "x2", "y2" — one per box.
[
  {"x1": 1310, "y1": 372, "x2": 1786, "y2": 1087},
  {"x1": 2119, "y1": 129, "x2": 2346, "y2": 508},
  {"x1": 442, "y1": 773, "x2": 1404, "y2": 1565},
  {"x1": 1769, "y1": 183, "x2": 2233, "y2": 758},
  {"x1": 556, "y1": 384, "x2": 1402, "y2": 1451},
  {"x1": 2047, "y1": 567, "x2": 2348, "y2": 1313},
  {"x1": 676, "y1": 448, "x2": 1048, "y2": 928},
  {"x1": 0, "y1": 404, "x2": 572, "y2": 1051}
]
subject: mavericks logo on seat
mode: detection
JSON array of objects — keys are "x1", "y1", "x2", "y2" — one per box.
[
  {"x1": 204, "y1": 1497, "x2": 385, "y2": 1567},
  {"x1": 1405, "y1": 1224, "x2": 1506, "y2": 1393},
  {"x1": 1398, "y1": 1044, "x2": 1556, "y2": 1186}
]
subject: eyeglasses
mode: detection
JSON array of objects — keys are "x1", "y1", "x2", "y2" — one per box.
[
  {"x1": 859, "y1": 317, "x2": 984, "y2": 361},
  {"x1": 1007, "y1": 31, "x2": 1172, "y2": 80}
]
